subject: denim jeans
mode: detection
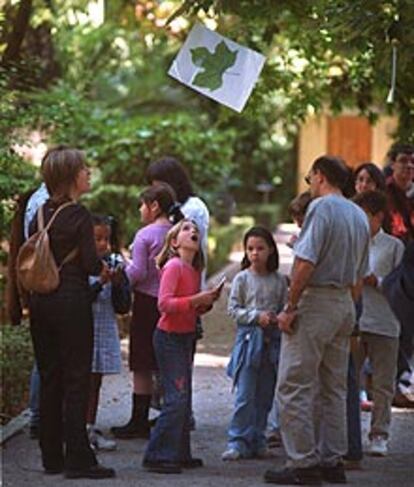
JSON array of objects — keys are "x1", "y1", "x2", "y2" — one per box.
[
  {"x1": 29, "y1": 362, "x2": 40, "y2": 427},
  {"x1": 346, "y1": 354, "x2": 362, "y2": 461},
  {"x1": 227, "y1": 346, "x2": 277, "y2": 457},
  {"x1": 268, "y1": 399, "x2": 280, "y2": 432},
  {"x1": 144, "y1": 329, "x2": 194, "y2": 463}
]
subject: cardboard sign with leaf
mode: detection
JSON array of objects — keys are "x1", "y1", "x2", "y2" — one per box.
[{"x1": 168, "y1": 24, "x2": 266, "y2": 113}]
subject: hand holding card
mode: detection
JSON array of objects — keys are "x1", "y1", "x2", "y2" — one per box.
[{"x1": 213, "y1": 275, "x2": 227, "y2": 298}]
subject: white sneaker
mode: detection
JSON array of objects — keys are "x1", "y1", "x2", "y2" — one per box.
[
  {"x1": 368, "y1": 436, "x2": 388, "y2": 456},
  {"x1": 88, "y1": 426, "x2": 117, "y2": 451},
  {"x1": 221, "y1": 448, "x2": 241, "y2": 461}
]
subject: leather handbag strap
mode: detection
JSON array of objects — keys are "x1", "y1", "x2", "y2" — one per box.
[
  {"x1": 58, "y1": 247, "x2": 78, "y2": 270},
  {"x1": 38, "y1": 201, "x2": 75, "y2": 232},
  {"x1": 37, "y1": 204, "x2": 45, "y2": 230},
  {"x1": 36, "y1": 201, "x2": 78, "y2": 268}
]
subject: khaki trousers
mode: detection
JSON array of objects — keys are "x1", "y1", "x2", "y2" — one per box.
[
  {"x1": 359, "y1": 332, "x2": 398, "y2": 439},
  {"x1": 277, "y1": 287, "x2": 354, "y2": 468}
]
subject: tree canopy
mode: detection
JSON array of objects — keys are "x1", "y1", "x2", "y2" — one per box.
[
  {"x1": 175, "y1": 0, "x2": 414, "y2": 140},
  {"x1": 1, "y1": 0, "x2": 413, "y2": 240},
  {"x1": 0, "y1": 0, "x2": 296, "y2": 242}
]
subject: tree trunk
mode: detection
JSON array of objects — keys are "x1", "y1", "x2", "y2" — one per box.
[{"x1": 2, "y1": 0, "x2": 33, "y2": 64}]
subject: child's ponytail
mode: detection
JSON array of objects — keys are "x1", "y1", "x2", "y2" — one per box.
[{"x1": 139, "y1": 183, "x2": 177, "y2": 218}]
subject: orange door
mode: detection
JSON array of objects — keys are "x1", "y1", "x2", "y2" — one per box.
[{"x1": 328, "y1": 116, "x2": 372, "y2": 169}]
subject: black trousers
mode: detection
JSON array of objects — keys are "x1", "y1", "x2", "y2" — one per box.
[{"x1": 30, "y1": 278, "x2": 96, "y2": 471}]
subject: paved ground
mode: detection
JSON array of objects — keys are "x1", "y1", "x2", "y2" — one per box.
[
  {"x1": 3, "y1": 300, "x2": 414, "y2": 486},
  {"x1": 2, "y1": 226, "x2": 414, "y2": 485}
]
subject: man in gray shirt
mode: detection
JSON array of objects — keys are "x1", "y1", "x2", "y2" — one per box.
[{"x1": 264, "y1": 156, "x2": 370, "y2": 485}]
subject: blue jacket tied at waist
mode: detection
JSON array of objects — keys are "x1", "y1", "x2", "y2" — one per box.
[{"x1": 227, "y1": 323, "x2": 280, "y2": 388}]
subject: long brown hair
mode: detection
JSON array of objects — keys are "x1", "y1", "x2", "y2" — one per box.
[
  {"x1": 156, "y1": 219, "x2": 205, "y2": 271},
  {"x1": 241, "y1": 226, "x2": 279, "y2": 272}
]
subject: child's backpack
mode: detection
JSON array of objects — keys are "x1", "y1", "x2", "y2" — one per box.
[{"x1": 16, "y1": 202, "x2": 77, "y2": 294}]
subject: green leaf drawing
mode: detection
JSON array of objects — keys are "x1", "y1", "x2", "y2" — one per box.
[
  {"x1": 190, "y1": 41, "x2": 238, "y2": 91},
  {"x1": 191, "y1": 47, "x2": 211, "y2": 67}
]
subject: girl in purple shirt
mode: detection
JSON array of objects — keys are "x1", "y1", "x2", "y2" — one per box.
[{"x1": 111, "y1": 183, "x2": 175, "y2": 439}]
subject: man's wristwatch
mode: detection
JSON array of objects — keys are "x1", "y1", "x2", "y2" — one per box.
[{"x1": 283, "y1": 303, "x2": 298, "y2": 313}]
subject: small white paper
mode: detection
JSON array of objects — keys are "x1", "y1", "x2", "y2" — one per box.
[{"x1": 168, "y1": 24, "x2": 266, "y2": 113}]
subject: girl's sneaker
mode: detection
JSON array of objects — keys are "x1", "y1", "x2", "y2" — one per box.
[
  {"x1": 368, "y1": 436, "x2": 388, "y2": 456},
  {"x1": 88, "y1": 426, "x2": 117, "y2": 452},
  {"x1": 221, "y1": 448, "x2": 241, "y2": 461}
]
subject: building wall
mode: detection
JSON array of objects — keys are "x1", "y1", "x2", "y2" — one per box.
[
  {"x1": 297, "y1": 114, "x2": 398, "y2": 193},
  {"x1": 298, "y1": 116, "x2": 328, "y2": 193},
  {"x1": 371, "y1": 116, "x2": 399, "y2": 167}
]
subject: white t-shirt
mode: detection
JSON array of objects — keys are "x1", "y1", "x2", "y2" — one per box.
[
  {"x1": 360, "y1": 229, "x2": 405, "y2": 338},
  {"x1": 180, "y1": 195, "x2": 209, "y2": 258},
  {"x1": 180, "y1": 195, "x2": 210, "y2": 287},
  {"x1": 24, "y1": 183, "x2": 49, "y2": 239}
]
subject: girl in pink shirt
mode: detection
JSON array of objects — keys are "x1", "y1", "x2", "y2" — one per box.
[{"x1": 143, "y1": 219, "x2": 219, "y2": 474}]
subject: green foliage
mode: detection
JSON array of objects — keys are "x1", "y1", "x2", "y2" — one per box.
[
  {"x1": 0, "y1": 0, "x2": 297, "y2": 247},
  {"x1": 0, "y1": 323, "x2": 34, "y2": 424},
  {"x1": 191, "y1": 41, "x2": 238, "y2": 91},
  {"x1": 0, "y1": 66, "x2": 39, "y2": 238},
  {"x1": 178, "y1": 0, "x2": 414, "y2": 142},
  {"x1": 207, "y1": 216, "x2": 253, "y2": 276},
  {"x1": 82, "y1": 111, "x2": 236, "y2": 191},
  {"x1": 236, "y1": 203, "x2": 284, "y2": 230},
  {"x1": 84, "y1": 183, "x2": 142, "y2": 245},
  {"x1": 44, "y1": 97, "x2": 237, "y2": 242},
  {"x1": 0, "y1": 153, "x2": 36, "y2": 239},
  {"x1": 0, "y1": 67, "x2": 237, "y2": 244}
]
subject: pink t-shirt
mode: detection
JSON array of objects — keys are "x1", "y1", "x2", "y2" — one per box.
[{"x1": 157, "y1": 257, "x2": 201, "y2": 334}]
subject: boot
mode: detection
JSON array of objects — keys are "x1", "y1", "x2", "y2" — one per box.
[{"x1": 110, "y1": 394, "x2": 151, "y2": 439}]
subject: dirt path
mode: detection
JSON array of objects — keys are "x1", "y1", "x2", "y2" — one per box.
[
  {"x1": 2, "y1": 231, "x2": 414, "y2": 485},
  {"x1": 2, "y1": 285, "x2": 414, "y2": 486}
]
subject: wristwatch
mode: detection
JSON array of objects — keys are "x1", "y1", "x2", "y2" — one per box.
[{"x1": 283, "y1": 303, "x2": 298, "y2": 313}]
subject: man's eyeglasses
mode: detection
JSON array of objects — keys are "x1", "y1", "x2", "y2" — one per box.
[
  {"x1": 395, "y1": 154, "x2": 414, "y2": 165},
  {"x1": 304, "y1": 174, "x2": 312, "y2": 185}
]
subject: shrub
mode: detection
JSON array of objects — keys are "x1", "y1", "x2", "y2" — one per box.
[
  {"x1": 84, "y1": 183, "x2": 143, "y2": 247},
  {"x1": 207, "y1": 216, "x2": 253, "y2": 276},
  {"x1": 0, "y1": 323, "x2": 34, "y2": 424},
  {"x1": 236, "y1": 203, "x2": 284, "y2": 230}
]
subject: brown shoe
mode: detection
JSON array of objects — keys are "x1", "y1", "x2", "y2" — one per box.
[
  {"x1": 143, "y1": 460, "x2": 182, "y2": 474},
  {"x1": 343, "y1": 459, "x2": 362, "y2": 470},
  {"x1": 321, "y1": 463, "x2": 347, "y2": 484},
  {"x1": 392, "y1": 392, "x2": 414, "y2": 408},
  {"x1": 264, "y1": 466, "x2": 322, "y2": 485},
  {"x1": 65, "y1": 464, "x2": 115, "y2": 479}
]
